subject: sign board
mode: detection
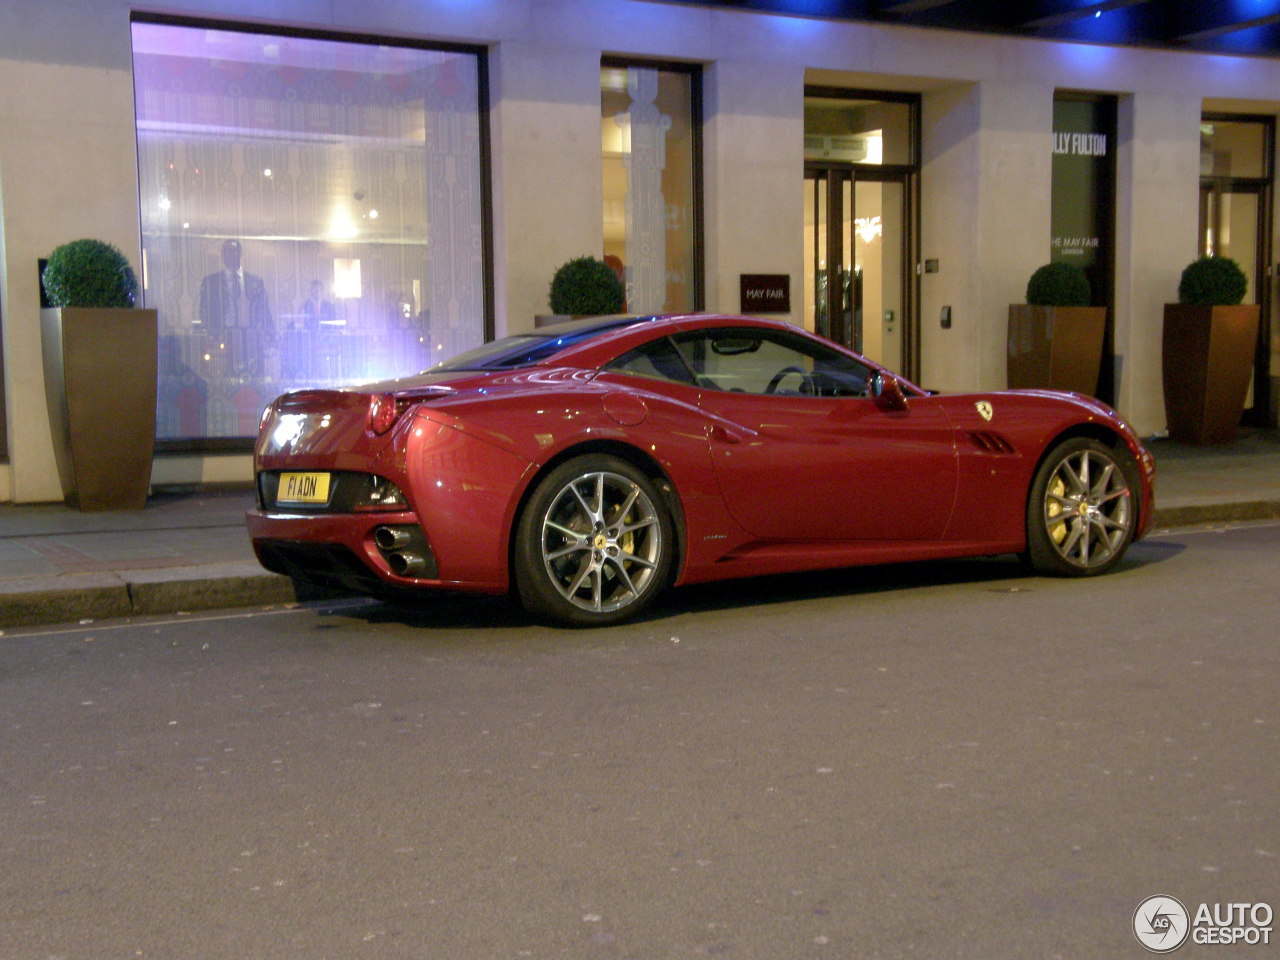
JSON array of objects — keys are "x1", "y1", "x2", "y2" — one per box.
[
  {"x1": 739, "y1": 274, "x2": 790, "y2": 314},
  {"x1": 1051, "y1": 98, "x2": 1112, "y2": 289}
]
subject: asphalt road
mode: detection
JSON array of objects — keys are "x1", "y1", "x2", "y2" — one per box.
[{"x1": 2, "y1": 523, "x2": 1277, "y2": 960}]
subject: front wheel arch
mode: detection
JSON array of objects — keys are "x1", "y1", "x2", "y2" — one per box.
[
  {"x1": 1022, "y1": 434, "x2": 1141, "y2": 577},
  {"x1": 1026, "y1": 425, "x2": 1145, "y2": 515}
]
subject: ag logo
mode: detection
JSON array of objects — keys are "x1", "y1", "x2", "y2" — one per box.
[
  {"x1": 975, "y1": 401, "x2": 994, "y2": 422},
  {"x1": 1134, "y1": 895, "x2": 1190, "y2": 953}
]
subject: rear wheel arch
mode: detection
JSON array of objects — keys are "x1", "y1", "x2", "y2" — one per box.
[
  {"x1": 506, "y1": 440, "x2": 686, "y2": 596},
  {"x1": 510, "y1": 449, "x2": 678, "y2": 625}
]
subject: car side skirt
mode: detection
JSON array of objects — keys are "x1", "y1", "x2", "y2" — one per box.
[{"x1": 676, "y1": 537, "x2": 1027, "y2": 586}]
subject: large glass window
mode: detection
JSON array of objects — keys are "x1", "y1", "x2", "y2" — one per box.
[
  {"x1": 601, "y1": 61, "x2": 701, "y2": 314},
  {"x1": 131, "y1": 21, "x2": 488, "y2": 445}
]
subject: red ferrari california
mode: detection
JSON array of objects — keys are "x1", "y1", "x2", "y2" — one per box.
[{"x1": 247, "y1": 313, "x2": 1155, "y2": 625}]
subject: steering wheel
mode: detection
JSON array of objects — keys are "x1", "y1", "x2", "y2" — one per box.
[{"x1": 764, "y1": 365, "x2": 816, "y2": 395}]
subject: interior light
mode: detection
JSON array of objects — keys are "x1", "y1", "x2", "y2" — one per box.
[
  {"x1": 328, "y1": 202, "x2": 359, "y2": 240},
  {"x1": 334, "y1": 259, "x2": 362, "y2": 299},
  {"x1": 855, "y1": 215, "x2": 883, "y2": 245}
]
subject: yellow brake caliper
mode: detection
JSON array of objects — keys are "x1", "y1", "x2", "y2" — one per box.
[{"x1": 1048, "y1": 476, "x2": 1067, "y2": 544}]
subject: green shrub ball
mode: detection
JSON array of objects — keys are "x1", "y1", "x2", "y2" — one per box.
[
  {"x1": 1025, "y1": 262, "x2": 1091, "y2": 307},
  {"x1": 42, "y1": 238, "x2": 138, "y2": 308},
  {"x1": 1178, "y1": 256, "x2": 1248, "y2": 306},
  {"x1": 549, "y1": 256, "x2": 625, "y2": 316}
]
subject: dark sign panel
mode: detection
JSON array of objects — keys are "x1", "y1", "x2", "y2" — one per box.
[
  {"x1": 740, "y1": 274, "x2": 791, "y2": 314},
  {"x1": 1051, "y1": 95, "x2": 1117, "y2": 403},
  {"x1": 1051, "y1": 98, "x2": 1113, "y2": 301}
]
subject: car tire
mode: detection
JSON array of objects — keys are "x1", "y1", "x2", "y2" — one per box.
[
  {"x1": 514, "y1": 454, "x2": 674, "y2": 626},
  {"x1": 1024, "y1": 436, "x2": 1140, "y2": 577}
]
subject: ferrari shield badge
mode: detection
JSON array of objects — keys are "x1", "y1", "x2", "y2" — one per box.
[{"x1": 975, "y1": 401, "x2": 994, "y2": 422}]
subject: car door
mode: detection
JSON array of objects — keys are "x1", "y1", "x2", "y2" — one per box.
[{"x1": 674, "y1": 327, "x2": 959, "y2": 541}]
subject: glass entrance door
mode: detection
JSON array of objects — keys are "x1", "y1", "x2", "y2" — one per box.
[
  {"x1": 804, "y1": 168, "x2": 912, "y2": 375},
  {"x1": 1199, "y1": 183, "x2": 1268, "y2": 422},
  {"x1": 1199, "y1": 115, "x2": 1274, "y2": 425}
]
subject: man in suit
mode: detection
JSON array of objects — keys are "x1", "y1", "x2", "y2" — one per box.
[{"x1": 199, "y1": 238, "x2": 272, "y2": 374}]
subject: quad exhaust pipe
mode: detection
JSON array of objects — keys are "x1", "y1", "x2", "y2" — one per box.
[
  {"x1": 374, "y1": 525, "x2": 411, "y2": 551},
  {"x1": 374, "y1": 524, "x2": 434, "y2": 579},
  {"x1": 387, "y1": 550, "x2": 428, "y2": 578}
]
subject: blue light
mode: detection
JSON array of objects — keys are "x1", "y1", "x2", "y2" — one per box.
[
  {"x1": 1206, "y1": 22, "x2": 1280, "y2": 54},
  {"x1": 762, "y1": 9, "x2": 829, "y2": 38},
  {"x1": 1050, "y1": 40, "x2": 1121, "y2": 72},
  {"x1": 1052, "y1": 5, "x2": 1140, "y2": 43}
]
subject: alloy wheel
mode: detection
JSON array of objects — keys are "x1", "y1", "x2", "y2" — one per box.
[
  {"x1": 539, "y1": 470, "x2": 664, "y2": 614},
  {"x1": 1041, "y1": 446, "x2": 1134, "y2": 570}
]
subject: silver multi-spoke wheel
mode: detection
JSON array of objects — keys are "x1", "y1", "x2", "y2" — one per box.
[
  {"x1": 541, "y1": 470, "x2": 663, "y2": 613},
  {"x1": 1026, "y1": 438, "x2": 1138, "y2": 576},
  {"x1": 516, "y1": 456, "x2": 673, "y2": 625}
]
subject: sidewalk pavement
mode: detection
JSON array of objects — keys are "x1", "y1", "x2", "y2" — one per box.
[{"x1": 2, "y1": 431, "x2": 1279, "y2": 630}]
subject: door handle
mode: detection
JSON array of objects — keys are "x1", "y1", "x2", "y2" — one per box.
[{"x1": 710, "y1": 424, "x2": 746, "y2": 444}]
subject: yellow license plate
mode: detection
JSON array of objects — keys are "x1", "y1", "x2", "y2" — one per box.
[{"x1": 278, "y1": 472, "x2": 331, "y2": 504}]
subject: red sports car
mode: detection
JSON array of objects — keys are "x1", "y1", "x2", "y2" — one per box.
[{"x1": 247, "y1": 313, "x2": 1155, "y2": 625}]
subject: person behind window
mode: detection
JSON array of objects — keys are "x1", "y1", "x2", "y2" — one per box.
[
  {"x1": 302, "y1": 279, "x2": 333, "y2": 332},
  {"x1": 198, "y1": 238, "x2": 272, "y2": 375}
]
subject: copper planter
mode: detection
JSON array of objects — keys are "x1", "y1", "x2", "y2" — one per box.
[
  {"x1": 1162, "y1": 303, "x2": 1259, "y2": 446},
  {"x1": 41, "y1": 307, "x2": 158, "y2": 510},
  {"x1": 1007, "y1": 305, "x2": 1106, "y2": 397}
]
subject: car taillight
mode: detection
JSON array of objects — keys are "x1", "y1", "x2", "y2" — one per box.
[
  {"x1": 368, "y1": 393, "x2": 401, "y2": 435},
  {"x1": 258, "y1": 401, "x2": 276, "y2": 434}
]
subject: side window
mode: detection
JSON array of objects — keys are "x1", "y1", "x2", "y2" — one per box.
[
  {"x1": 605, "y1": 337, "x2": 698, "y2": 385},
  {"x1": 673, "y1": 328, "x2": 872, "y2": 397}
]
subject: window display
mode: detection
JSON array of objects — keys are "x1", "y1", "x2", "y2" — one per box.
[{"x1": 132, "y1": 21, "x2": 487, "y2": 443}]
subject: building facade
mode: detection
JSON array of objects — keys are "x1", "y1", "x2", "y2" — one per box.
[{"x1": 1, "y1": 0, "x2": 1278, "y2": 502}]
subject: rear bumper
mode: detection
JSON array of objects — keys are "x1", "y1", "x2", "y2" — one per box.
[{"x1": 246, "y1": 509, "x2": 507, "y2": 595}]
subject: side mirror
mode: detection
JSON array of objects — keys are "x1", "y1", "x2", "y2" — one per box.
[{"x1": 872, "y1": 372, "x2": 909, "y2": 412}]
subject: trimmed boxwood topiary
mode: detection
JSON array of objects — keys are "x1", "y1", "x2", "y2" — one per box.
[
  {"x1": 549, "y1": 256, "x2": 625, "y2": 316},
  {"x1": 1177, "y1": 255, "x2": 1248, "y2": 306},
  {"x1": 42, "y1": 238, "x2": 138, "y2": 308},
  {"x1": 1025, "y1": 262, "x2": 1091, "y2": 307}
]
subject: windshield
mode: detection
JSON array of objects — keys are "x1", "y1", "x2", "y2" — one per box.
[{"x1": 430, "y1": 316, "x2": 657, "y2": 372}]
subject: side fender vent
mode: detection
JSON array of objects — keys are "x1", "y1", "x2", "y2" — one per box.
[{"x1": 968, "y1": 431, "x2": 1017, "y2": 455}]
